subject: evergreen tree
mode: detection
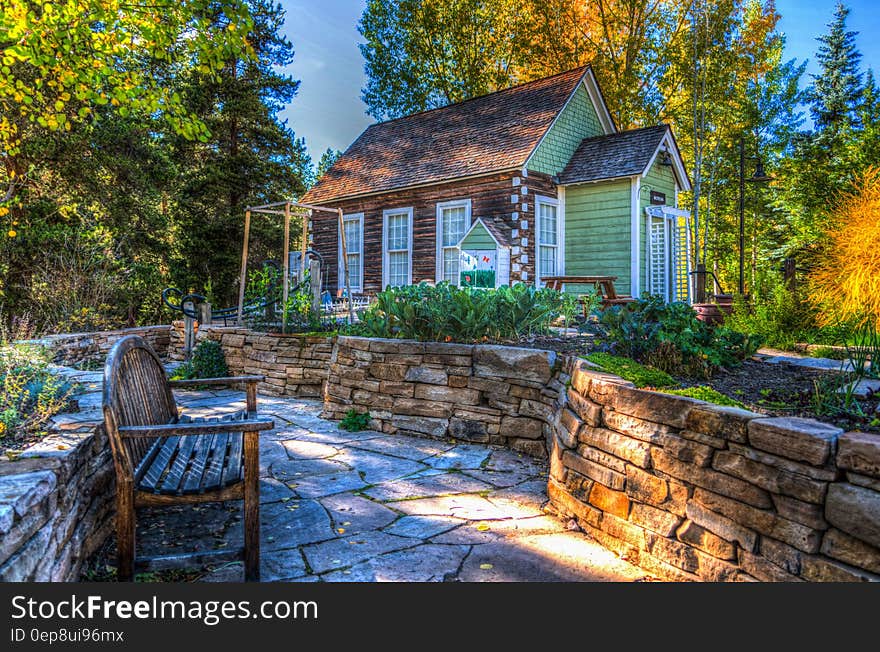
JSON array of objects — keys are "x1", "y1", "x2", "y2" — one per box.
[
  {"x1": 808, "y1": 2, "x2": 862, "y2": 140},
  {"x1": 314, "y1": 149, "x2": 342, "y2": 184},
  {"x1": 770, "y1": 3, "x2": 869, "y2": 266},
  {"x1": 170, "y1": 0, "x2": 312, "y2": 305}
]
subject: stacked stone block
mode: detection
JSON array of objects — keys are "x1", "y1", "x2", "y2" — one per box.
[
  {"x1": 547, "y1": 358, "x2": 880, "y2": 582},
  {"x1": 180, "y1": 326, "x2": 335, "y2": 398},
  {"x1": 40, "y1": 325, "x2": 171, "y2": 366},
  {"x1": 323, "y1": 337, "x2": 562, "y2": 458},
  {"x1": 0, "y1": 420, "x2": 113, "y2": 581}
]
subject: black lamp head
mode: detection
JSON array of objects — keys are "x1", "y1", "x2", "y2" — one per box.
[{"x1": 749, "y1": 160, "x2": 772, "y2": 182}]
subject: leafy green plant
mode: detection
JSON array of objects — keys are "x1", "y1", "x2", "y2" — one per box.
[
  {"x1": 661, "y1": 386, "x2": 746, "y2": 408},
  {"x1": 584, "y1": 352, "x2": 677, "y2": 388},
  {"x1": 171, "y1": 340, "x2": 229, "y2": 380},
  {"x1": 356, "y1": 282, "x2": 573, "y2": 342},
  {"x1": 597, "y1": 294, "x2": 762, "y2": 377},
  {"x1": 339, "y1": 409, "x2": 371, "y2": 432},
  {"x1": 725, "y1": 279, "x2": 818, "y2": 350},
  {"x1": 0, "y1": 331, "x2": 73, "y2": 443}
]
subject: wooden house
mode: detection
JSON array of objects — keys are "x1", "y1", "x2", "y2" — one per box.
[{"x1": 301, "y1": 65, "x2": 692, "y2": 301}]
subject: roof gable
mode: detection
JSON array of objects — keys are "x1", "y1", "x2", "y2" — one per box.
[
  {"x1": 460, "y1": 217, "x2": 510, "y2": 249},
  {"x1": 526, "y1": 67, "x2": 616, "y2": 176},
  {"x1": 559, "y1": 125, "x2": 670, "y2": 185},
  {"x1": 302, "y1": 67, "x2": 591, "y2": 204}
]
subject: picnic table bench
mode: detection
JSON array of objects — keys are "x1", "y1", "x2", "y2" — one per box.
[
  {"x1": 541, "y1": 275, "x2": 635, "y2": 312},
  {"x1": 102, "y1": 335, "x2": 275, "y2": 581}
]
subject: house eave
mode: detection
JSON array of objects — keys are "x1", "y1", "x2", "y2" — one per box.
[{"x1": 302, "y1": 167, "x2": 523, "y2": 206}]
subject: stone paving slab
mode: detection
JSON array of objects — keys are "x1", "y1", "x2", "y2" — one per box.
[{"x1": 84, "y1": 392, "x2": 647, "y2": 582}]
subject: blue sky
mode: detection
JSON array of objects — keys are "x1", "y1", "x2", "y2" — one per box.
[{"x1": 277, "y1": 0, "x2": 880, "y2": 160}]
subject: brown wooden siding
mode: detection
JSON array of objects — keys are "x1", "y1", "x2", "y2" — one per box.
[{"x1": 312, "y1": 171, "x2": 556, "y2": 295}]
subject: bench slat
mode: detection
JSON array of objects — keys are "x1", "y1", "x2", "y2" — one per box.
[
  {"x1": 201, "y1": 432, "x2": 230, "y2": 492},
  {"x1": 139, "y1": 437, "x2": 180, "y2": 491},
  {"x1": 158, "y1": 435, "x2": 198, "y2": 495},
  {"x1": 223, "y1": 432, "x2": 244, "y2": 486},
  {"x1": 182, "y1": 433, "x2": 215, "y2": 494}
]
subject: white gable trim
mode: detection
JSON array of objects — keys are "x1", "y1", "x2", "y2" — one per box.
[
  {"x1": 582, "y1": 67, "x2": 616, "y2": 135},
  {"x1": 458, "y1": 217, "x2": 509, "y2": 249},
  {"x1": 642, "y1": 131, "x2": 691, "y2": 192},
  {"x1": 522, "y1": 67, "x2": 616, "y2": 174}
]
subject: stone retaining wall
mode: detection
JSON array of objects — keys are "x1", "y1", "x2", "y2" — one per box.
[
  {"x1": 547, "y1": 358, "x2": 880, "y2": 582},
  {"x1": 174, "y1": 324, "x2": 335, "y2": 399},
  {"x1": 322, "y1": 336, "x2": 563, "y2": 458},
  {"x1": 0, "y1": 386, "x2": 113, "y2": 581},
  {"x1": 36, "y1": 325, "x2": 172, "y2": 366}
]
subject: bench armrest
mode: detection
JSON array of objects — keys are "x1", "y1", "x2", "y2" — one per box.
[
  {"x1": 118, "y1": 418, "x2": 275, "y2": 439},
  {"x1": 167, "y1": 375, "x2": 265, "y2": 388}
]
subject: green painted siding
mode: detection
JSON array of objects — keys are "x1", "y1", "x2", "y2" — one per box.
[
  {"x1": 528, "y1": 85, "x2": 604, "y2": 176},
  {"x1": 563, "y1": 179, "x2": 633, "y2": 295},
  {"x1": 638, "y1": 158, "x2": 678, "y2": 291},
  {"x1": 460, "y1": 221, "x2": 496, "y2": 249}
]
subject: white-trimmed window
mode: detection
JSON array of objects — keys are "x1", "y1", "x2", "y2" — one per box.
[
  {"x1": 338, "y1": 212, "x2": 364, "y2": 293},
  {"x1": 536, "y1": 196, "x2": 561, "y2": 285},
  {"x1": 436, "y1": 199, "x2": 471, "y2": 285},
  {"x1": 383, "y1": 207, "x2": 413, "y2": 288}
]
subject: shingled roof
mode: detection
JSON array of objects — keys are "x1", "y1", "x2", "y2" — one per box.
[
  {"x1": 558, "y1": 125, "x2": 670, "y2": 185},
  {"x1": 302, "y1": 66, "x2": 591, "y2": 204}
]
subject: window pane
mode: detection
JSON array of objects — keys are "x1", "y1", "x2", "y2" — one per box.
[
  {"x1": 346, "y1": 253, "x2": 361, "y2": 289},
  {"x1": 387, "y1": 213, "x2": 409, "y2": 250},
  {"x1": 443, "y1": 248, "x2": 459, "y2": 283},
  {"x1": 388, "y1": 251, "x2": 408, "y2": 287},
  {"x1": 442, "y1": 206, "x2": 467, "y2": 246},
  {"x1": 539, "y1": 245, "x2": 557, "y2": 277},
  {"x1": 344, "y1": 220, "x2": 361, "y2": 252},
  {"x1": 539, "y1": 203, "x2": 557, "y2": 246}
]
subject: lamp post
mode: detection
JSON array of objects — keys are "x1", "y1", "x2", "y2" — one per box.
[{"x1": 738, "y1": 137, "x2": 771, "y2": 296}]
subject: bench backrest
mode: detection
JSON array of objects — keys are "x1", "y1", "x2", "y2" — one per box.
[{"x1": 102, "y1": 335, "x2": 177, "y2": 480}]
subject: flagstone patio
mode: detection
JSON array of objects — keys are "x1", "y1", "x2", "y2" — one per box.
[{"x1": 90, "y1": 388, "x2": 647, "y2": 582}]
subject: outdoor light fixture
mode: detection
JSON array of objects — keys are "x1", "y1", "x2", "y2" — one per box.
[
  {"x1": 738, "y1": 138, "x2": 772, "y2": 296},
  {"x1": 660, "y1": 151, "x2": 673, "y2": 166}
]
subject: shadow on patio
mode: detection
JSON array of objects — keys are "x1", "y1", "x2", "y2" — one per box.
[{"x1": 84, "y1": 391, "x2": 648, "y2": 582}]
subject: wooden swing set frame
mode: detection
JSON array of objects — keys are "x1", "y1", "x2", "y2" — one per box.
[{"x1": 238, "y1": 200, "x2": 355, "y2": 327}]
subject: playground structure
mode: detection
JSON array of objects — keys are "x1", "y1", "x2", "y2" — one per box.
[
  {"x1": 163, "y1": 199, "x2": 361, "y2": 340},
  {"x1": 240, "y1": 200, "x2": 355, "y2": 327}
]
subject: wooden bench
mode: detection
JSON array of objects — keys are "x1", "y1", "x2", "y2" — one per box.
[{"x1": 102, "y1": 335, "x2": 274, "y2": 581}]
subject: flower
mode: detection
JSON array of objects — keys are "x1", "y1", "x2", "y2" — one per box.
[{"x1": 7, "y1": 230, "x2": 16, "y2": 238}]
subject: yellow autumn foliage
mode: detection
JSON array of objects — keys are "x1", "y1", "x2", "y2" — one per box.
[{"x1": 809, "y1": 167, "x2": 880, "y2": 328}]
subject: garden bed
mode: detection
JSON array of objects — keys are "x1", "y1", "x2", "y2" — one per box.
[{"x1": 678, "y1": 360, "x2": 879, "y2": 433}]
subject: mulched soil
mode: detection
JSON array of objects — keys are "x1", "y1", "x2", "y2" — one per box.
[
  {"x1": 506, "y1": 332, "x2": 879, "y2": 433},
  {"x1": 680, "y1": 360, "x2": 879, "y2": 433},
  {"x1": 512, "y1": 333, "x2": 596, "y2": 356}
]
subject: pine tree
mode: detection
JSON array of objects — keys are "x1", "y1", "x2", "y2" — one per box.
[
  {"x1": 314, "y1": 149, "x2": 342, "y2": 184},
  {"x1": 809, "y1": 2, "x2": 862, "y2": 140},
  {"x1": 170, "y1": 0, "x2": 313, "y2": 305}
]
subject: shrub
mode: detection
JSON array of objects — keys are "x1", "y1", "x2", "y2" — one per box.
[
  {"x1": 809, "y1": 167, "x2": 880, "y2": 330},
  {"x1": 339, "y1": 409, "x2": 371, "y2": 432},
  {"x1": 0, "y1": 328, "x2": 73, "y2": 443},
  {"x1": 661, "y1": 386, "x2": 746, "y2": 408},
  {"x1": 171, "y1": 340, "x2": 229, "y2": 380},
  {"x1": 355, "y1": 282, "x2": 573, "y2": 342},
  {"x1": 725, "y1": 278, "x2": 818, "y2": 350},
  {"x1": 597, "y1": 294, "x2": 762, "y2": 377},
  {"x1": 584, "y1": 352, "x2": 676, "y2": 388}
]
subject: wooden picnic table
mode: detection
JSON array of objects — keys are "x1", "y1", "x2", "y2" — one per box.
[{"x1": 541, "y1": 275, "x2": 634, "y2": 311}]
